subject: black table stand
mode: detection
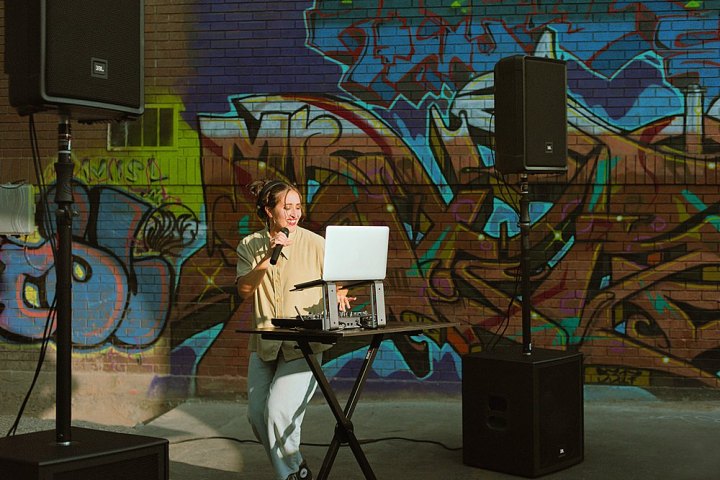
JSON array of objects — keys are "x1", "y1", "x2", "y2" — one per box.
[
  {"x1": 297, "y1": 334, "x2": 383, "y2": 479},
  {"x1": 242, "y1": 322, "x2": 458, "y2": 480}
]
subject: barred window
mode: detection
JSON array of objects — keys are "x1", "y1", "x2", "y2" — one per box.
[{"x1": 108, "y1": 105, "x2": 176, "y2": 150}]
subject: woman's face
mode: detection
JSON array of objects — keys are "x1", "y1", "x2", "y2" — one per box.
[{"x1": 267, "y1": 189, "x2": 302, "y2": 233}]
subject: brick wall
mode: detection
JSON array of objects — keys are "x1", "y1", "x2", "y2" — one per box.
[{"x1": 1, "y1": 1, "x2": 719, "y2": 423}]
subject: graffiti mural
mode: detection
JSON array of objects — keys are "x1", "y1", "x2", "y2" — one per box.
[
  {"x1": 2, "y1": 1, "x2": 720, "y2": 398},
  {"x1": 175, "y1": 0, "x2": 720, "y2": 390},
  {"x1": 0, "y1": 181, "x2": 200, "y2": 350}
]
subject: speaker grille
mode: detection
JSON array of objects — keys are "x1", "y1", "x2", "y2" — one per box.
[
  {"x1": 5, "y1": 0, "x2": 144, "y2": 121},
  {"x1": 537, "y1": 356, "x2": 584, "y2": 470},
  {"x1": 44, "y1": 1, "x2": 142, "y2": 108},
  {"x1": 494, "y1": 55, "x2": 568, "y2": 174},
  {"x1": 523, "y1": 58, "x2": 567, "y2": 170}
]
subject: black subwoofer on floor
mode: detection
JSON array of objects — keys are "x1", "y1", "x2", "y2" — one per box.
[
  {"x1": 494, "y1": 55, "x2": 568, "y2": 175},
  {"x1": 462, "y1": 346, "x2": 584, "y2": 477},
  {"x1": 4, "y1": 0, "x2": 144, "y2": 122},
  {"x1": 0, "y1": 427, "x2": 168, "y2": 480}
]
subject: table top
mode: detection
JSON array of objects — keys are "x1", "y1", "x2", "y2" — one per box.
[{"x1": 237, "y1": 320, "x2": 458, "y2": 343}]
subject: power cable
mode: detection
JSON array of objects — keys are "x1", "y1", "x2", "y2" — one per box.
[
  {"x1": 5, "y1": 115, "x2": 60, "y2": 437},
  {"x1": 169, "y1": 435, "x2": 462, "y2": 452},
  {"x1": 486, "y1": 111, "x2": 523, "y2": 352}
]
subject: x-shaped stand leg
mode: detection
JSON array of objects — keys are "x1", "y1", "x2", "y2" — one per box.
[{"x1": 297, "y1": 334, "x2": 384, "y2": 480}]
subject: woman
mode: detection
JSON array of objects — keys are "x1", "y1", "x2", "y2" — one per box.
[{"x1": 236, "y1": 179, "x2": 352, "y2": 480}]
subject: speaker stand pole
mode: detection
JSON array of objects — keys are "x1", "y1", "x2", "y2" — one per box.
[
  {"x1": 519, "y1": 173, "x2": 532, "y2": 355},
  {"x1": 54, "y1": 115, "x2": 74, "y2": 444},
  {"x1": 0, "y1": 117, "x2": 170, "y2": 479}
]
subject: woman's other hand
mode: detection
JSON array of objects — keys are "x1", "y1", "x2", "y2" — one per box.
[{"x1": 337, "y1": 288, "x2": 356, "y2": 312}]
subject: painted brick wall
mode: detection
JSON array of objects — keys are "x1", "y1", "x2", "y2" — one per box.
[{"x1": 1, "y1": 1, "x2": 719, "y2": 422}]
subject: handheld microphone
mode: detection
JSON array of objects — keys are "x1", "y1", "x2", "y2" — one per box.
[{"x1": 270, "y1": 227, "x2": 289, "y2": 265}]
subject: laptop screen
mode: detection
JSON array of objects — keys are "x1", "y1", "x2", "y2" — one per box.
[{"x1": 322, "y1": 225, "x2": 389, "y2": 282}]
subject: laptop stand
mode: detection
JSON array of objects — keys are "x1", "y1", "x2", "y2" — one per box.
[{"x1": 293, "y1": 279, "x2": 386, "y2": 330}]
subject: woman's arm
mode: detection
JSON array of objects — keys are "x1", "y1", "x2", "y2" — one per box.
[
  {"x1": 236, "y1": 230, "x2": 290, "y2": 301},
  {"x1": 236, "y1": 258, "x2": 270, "y2": 301}
]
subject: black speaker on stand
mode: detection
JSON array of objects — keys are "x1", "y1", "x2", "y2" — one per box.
[
  {"x1": 4, "y1": 0, "x2": 144, "y2": 122},
  {"x1": 494, "y1": 55, "x2": 567, "y2": 175},
  {"x1": 0, "y1": 2, "x2": 167, "y2": 479},
  {"x1": 462, "y1": 55, "x2": 581, "y2": 477}
]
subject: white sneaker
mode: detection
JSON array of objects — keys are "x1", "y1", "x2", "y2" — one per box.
[{"x1": 298, "y1": 461, "x2": 312, "y2": 480}]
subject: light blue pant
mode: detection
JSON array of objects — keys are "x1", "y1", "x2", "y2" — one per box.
[{"x1": 247, "y1": 352, "x2": 319, "y2": 480}]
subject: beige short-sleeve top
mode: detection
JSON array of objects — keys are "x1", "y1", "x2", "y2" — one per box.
[{"x1": 236, "y1": 226, "x2": 330, "y2": 361}]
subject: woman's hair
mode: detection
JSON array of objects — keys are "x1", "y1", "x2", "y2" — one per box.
[{"x1": 249, "y1": 179, "x2": 301, "y2": 226}]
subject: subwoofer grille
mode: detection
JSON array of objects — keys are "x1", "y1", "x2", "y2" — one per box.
[
  {"x1": 537, "y1": 357, "x2": 584, "y2": 470},
  {"x1": 462, "y1": 347, "x2": 584, "y2": 478},
  {"x1": 54, "y1": 454, "x2": 159, "y2": 480},
  {"x1": 0, "y1": 427, "x2": 168, "y2": 480}
]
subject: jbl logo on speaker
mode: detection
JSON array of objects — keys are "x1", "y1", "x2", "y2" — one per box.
[{"x1": 92, "y1": 58, "x2": 109, "y2": 79}]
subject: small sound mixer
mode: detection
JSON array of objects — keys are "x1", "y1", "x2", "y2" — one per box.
[
  {"x1": 271, "y1": 316, "x2": 322, "y2": 329},
  {"x1": 271, "y1": 310, "x2": 378, "y2": 330}
]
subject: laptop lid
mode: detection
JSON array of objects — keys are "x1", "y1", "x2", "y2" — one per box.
[{"x1": 322, "y1": 225, "x2": 389, "y2": 282}]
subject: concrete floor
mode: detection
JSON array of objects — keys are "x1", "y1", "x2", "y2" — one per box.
[{"x1": 2, "y1": 386, "x2": 719, "y2": 479}]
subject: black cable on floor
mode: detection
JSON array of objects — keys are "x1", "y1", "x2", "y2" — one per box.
[{"x1": 169, "y1": 435, "x2": 462, "y2": 452}]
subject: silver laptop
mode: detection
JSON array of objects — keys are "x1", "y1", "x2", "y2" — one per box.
[
  {"x1": 288, "y1": 225, "x2": 389, "y2": 329},
  {"x1": 324, "y1": 225, "x2": 389, "y2": 281},
  {"x1": 294, "y1": 225, "x2": 389, "y2": 288}
]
